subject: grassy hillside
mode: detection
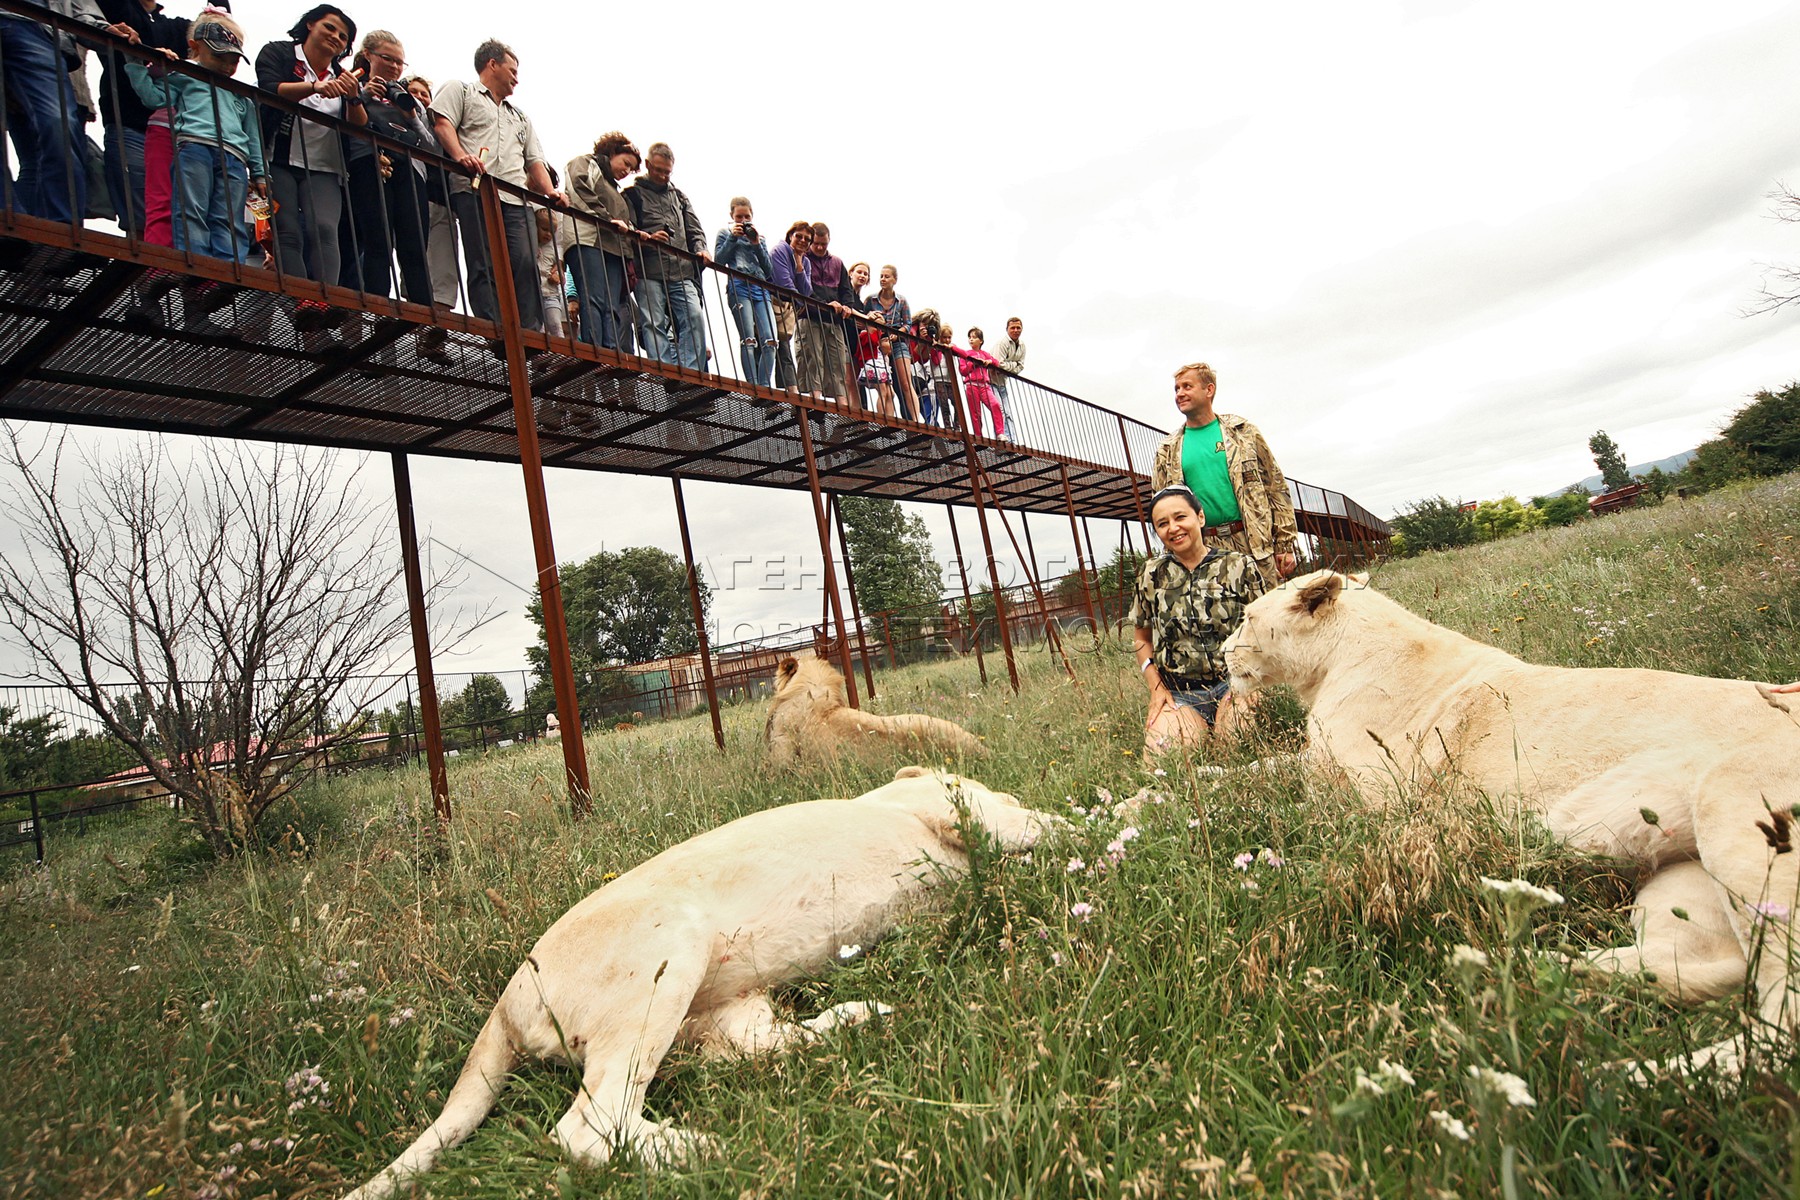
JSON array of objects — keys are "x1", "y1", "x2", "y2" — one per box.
[{"x1": 2, "y1": 476, "x2": 1797, "y2": 1199}]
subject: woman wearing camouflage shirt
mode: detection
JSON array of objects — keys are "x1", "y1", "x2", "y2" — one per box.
[{"x1": 1129, "y1": 486, "x2": 1268, "y2": 758}]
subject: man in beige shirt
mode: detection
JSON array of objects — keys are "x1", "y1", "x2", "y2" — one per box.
[{"x1": 430, "y1": 39, "x2": 563, "y2": 331}]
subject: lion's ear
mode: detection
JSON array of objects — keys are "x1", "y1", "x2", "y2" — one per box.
[
  {"x1": 1295, "y1": 572, "x2": 1344, "y2": 616},
  {"x1": 1350, "y1": 571, "x2": 1370, "y2": 587},
  {"x1": 777, "y1": 657, "x2": 798, "y2": 683},
  {"x1": 893, "y1": 765, "x2": 933, "y2": 780}
]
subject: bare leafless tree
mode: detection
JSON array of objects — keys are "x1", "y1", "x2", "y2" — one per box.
[
  {"x1": 1749, "y1": 182, "x2": 1800, "y2": 316},
  {"x1": 0, "y1": 427, "x2": 460, "y2": 854}
]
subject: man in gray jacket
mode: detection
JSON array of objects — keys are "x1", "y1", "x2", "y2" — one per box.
[
  {"x1": 623, "y1": 142, "x2": 709, "y2": 373},
  {"x1": 2, "y1": 0, "x2": 119, "y2": 224}
]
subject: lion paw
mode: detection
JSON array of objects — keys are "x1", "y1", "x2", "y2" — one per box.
[
  {"x1": 804, "y1": 1001, "x2": 893, "y2": 1034},
  {"x1": 635, "y1": 1121, "x2": 718, "y2": 1167},
  {"x1": 1612, "y1": 1036, "x2": 1745, "y2": 1085}
]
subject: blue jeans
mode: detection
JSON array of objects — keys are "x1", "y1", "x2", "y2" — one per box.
[
  {"x1": 636, "y1": 276, "x2": 706, "y2": 372},
  {"x1": 173, "y1": 141, "x2": 250, "y2": 262},
  {"x1": 566, "y1": 244, "x2": 633, "y2": 353},
  {"x1": 1167, "y1": 678, "x2": 1230, "y2": 726},
  {"x1": 103, "y1": 123, "x2": 146, "y2": 236},
  {"x1": 1, "y1": 16, "x2": 86, "y2": 223},
  {"x1": 726, "y1": 282, "x2": 775, "y2": 385}
]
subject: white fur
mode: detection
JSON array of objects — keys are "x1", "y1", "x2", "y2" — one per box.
[
  {"x1": 340, "y1": 768, "x2": 1057, "y2": 1199},
  {"x1": 1224, "y1": 570, "x2": 1800, "y2": 1077}
]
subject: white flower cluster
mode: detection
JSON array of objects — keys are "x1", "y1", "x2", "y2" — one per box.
[
  {"x1": 1479, "y1": 878, "x2": 1565, "y2": 909},
  {"x1": 285, "y1": 1065, "x2": 330, "y2": 1113},
  {"x1": 1448, "y1": 943, "x2": 1490, "y2": 985},
  {"x1": 1429, "y1": 1109, "x2": 1472, "y2": 1141},
  {"x1": 1467, "y1": 1066, "x2": 1535, "y2": 1108},
  {"x1": 308, "y1": 985, "x2": 368, "y2": 1005},
  {"x1": 1353, "y1": 1058, "x2": 1416, "y2": 1097},
  {"x1": 386, "y1": 1006, "x2": 416, "y2": 1028}
]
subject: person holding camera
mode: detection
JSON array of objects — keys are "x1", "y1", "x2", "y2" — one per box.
[
  {"x1": 623, "y1": 142, "x2": 708, "y2": 372},
  {"x1": 714, "y1": 197, "x2": 775, "y2": 387}
]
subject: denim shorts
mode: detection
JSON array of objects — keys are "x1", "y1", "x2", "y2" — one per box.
[{"x1": 1167, "y1": 678, "x2": 1230, "y2": 725}]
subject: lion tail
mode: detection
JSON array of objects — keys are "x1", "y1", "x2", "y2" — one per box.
[
  {"x1": 341, "y1": 1008, "x2": 520, "y2": 1200},
  {"x1": 848, "y1": 711, "x2": 988, "y2": 757}
]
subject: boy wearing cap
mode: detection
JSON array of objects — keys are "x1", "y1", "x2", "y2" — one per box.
[{"x1": 126, "y1": 11, "x2": 266, "y2": 263}]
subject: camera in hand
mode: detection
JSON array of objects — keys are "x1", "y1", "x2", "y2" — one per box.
[{"x1": 739, "y1": 222, "x2": 757, "y2": 240}]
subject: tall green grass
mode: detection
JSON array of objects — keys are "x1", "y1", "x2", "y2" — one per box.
[{"x1": 2, "y1": 476, "x2": 1798, "y2": 1199}]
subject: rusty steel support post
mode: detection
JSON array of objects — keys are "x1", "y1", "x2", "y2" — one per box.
[
  {"x1": 943, "y1": 502, "x2": 985, "y2": 682},
  {"x1": 1117, "y1": 519, "x2": 1132, "y2": 609},
  {"x1": 882, "y1": 612, "x2": 897, "y2": 670},
  {"x1": 831, "y1": 498, "x2": 878, "y2": 701},
  {"x1": 1117, "y1": 414, "x2": 1151, "y2": 551},
  {"x1": 391, "y1": 453, "x2": 450, "y2": 821},
  {"x1": 949, "y1": 371, "x2": 1019, "y2": 693},
  {"x1": 795, "y1": 412, "x2": 860, "y2": 708},
  {"x1": 1081, "y1": 514, "x2": 1106, "y2": 627},
  {"x1": 672, "y1": 477, "x2": 725, "y2": 751},
  {"x1": 1060, "y1": 465, "x2": 1099, "y2": 636},
  {"x1": 480, "y1": 180, "x2": 591, "y2": 814},
  {"x1": 1021, "y1": 508, "x2": 1041, "y2": 593},
  {"x1": 973, "y1": 465, "x2": 1074, "y2": 681}
]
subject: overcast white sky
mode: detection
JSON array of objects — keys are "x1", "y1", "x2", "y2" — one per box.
[{"x1": 11, "y1": 0, "x2": 1800, "y2": 683}]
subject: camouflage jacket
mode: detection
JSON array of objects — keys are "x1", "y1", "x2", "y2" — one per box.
[
  {"x1": 1150, "y1": 413, "x2": 1298, "y2": 582},
  {"x1": 1127, "y1": 548, "x2": 1266, "y2": 683}
]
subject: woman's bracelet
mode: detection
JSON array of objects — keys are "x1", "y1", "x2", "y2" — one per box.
[{"x1": 1139, "y1": 657, "x2": 1154, "y2": 674}]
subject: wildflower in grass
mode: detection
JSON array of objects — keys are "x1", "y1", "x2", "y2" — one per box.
[
  {"x1": 387, "y1": 1007, "x2": 416, "y2": 1028},
  {"x1": 1481, "y1": 877, "x2": 1565, "y2": 935},
  {"x1": 1429, "y1": 1109, "x2": 1472, "y2": 1141},
  {"x1": 1119, "y1": 826, "x2": 1140, "y2": 843},
  {"x1": 285, "y1": 1065, "x2": 330, "y2": 1112},
  {"x1": 1070, "y1": 902, "x2": 1095, "y2": 921},
  {"x1": 1233, "y1": 852, "x2": 1255, "y2": 871},
  {"x1": 1187, "y1": 818, "x2": 1202, "y2": 829},
  {"x1": 1751, "y1": 901, "x2": 1790, "y2": 922},
  {"x1": 837, "y1": 944, "x2": 861, "y2": 960},
  {"x1": 1255, "y1": 848, "x2": 1283, "y2": 868},
  {"x1": 1449, "y1": 944, "x2": 1490, "y2": 984},
  {"x1": 1376, "y1": 1058, "x2": 1415, "y2": 1087},
  {"x1": 1051, "y1": 951, "x2": 1064, "y2": 966},
  {"x1": 1066, "y1": 857, "x2": 1086, "y2": 874},
  {"x1": 1153, "y1": 768, "x2": 1167, "y2": 777},
  {"x1": 1468, "y1": 1066, "x2": 1535, "y2": 1108}
]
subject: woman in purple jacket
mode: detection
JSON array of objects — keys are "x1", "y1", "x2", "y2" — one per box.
[{"x1": 768, "y1": 221, "x2": 813, "y2": 392}]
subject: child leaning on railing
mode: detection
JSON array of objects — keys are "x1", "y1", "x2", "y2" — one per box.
[{"x1": 125, "y1": 11, "x2": 268, "y2": 264}]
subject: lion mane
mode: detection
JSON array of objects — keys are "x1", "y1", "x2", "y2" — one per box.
[{"x1": 763, "y1": 656, "x2": 987, "y2": 765}]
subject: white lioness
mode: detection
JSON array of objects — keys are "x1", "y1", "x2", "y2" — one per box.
[
  {"x1": 341, "y1": 768, "x2": 1056, "y2": 1200},
  {"x1": 1223, "y1": 570, "x2": 1800, "y2": 1075},
  {"x1": 764, "y1": 655, "x2": 987, "y2": 765}
]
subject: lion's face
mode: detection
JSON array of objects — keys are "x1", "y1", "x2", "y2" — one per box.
[{"x1": 1224, "y1": 570, "x2": 1359, "y2": 697}]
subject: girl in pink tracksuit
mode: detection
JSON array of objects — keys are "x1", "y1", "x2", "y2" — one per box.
[{"x1": 959, "y1": 326, "x2": 1005, "y2": 439}]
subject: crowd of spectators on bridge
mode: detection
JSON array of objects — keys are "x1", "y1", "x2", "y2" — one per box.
[{"x1": 0, "y1": 0, "x2": 1033, "y2": 439}]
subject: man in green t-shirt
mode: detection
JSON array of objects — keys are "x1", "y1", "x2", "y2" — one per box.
[{"x1": 1149, "y1": 362, "x2": 1298, "y2": 584}]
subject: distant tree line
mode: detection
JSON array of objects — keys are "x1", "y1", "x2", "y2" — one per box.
[{"x1": 1387, "y1": 383, "x2": 1800, "y2": 557}]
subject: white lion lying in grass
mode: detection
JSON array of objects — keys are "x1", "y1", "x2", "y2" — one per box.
[
  {"x1": 764, "y1": 655, "x2": 986, "y2": 765},
  {"x1": 1223, "y1": 570, "x2": 1800, "y2": 1077},
  {"x1": 340, "y1": 768, "x2": 1057, "y2": 1200}
]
